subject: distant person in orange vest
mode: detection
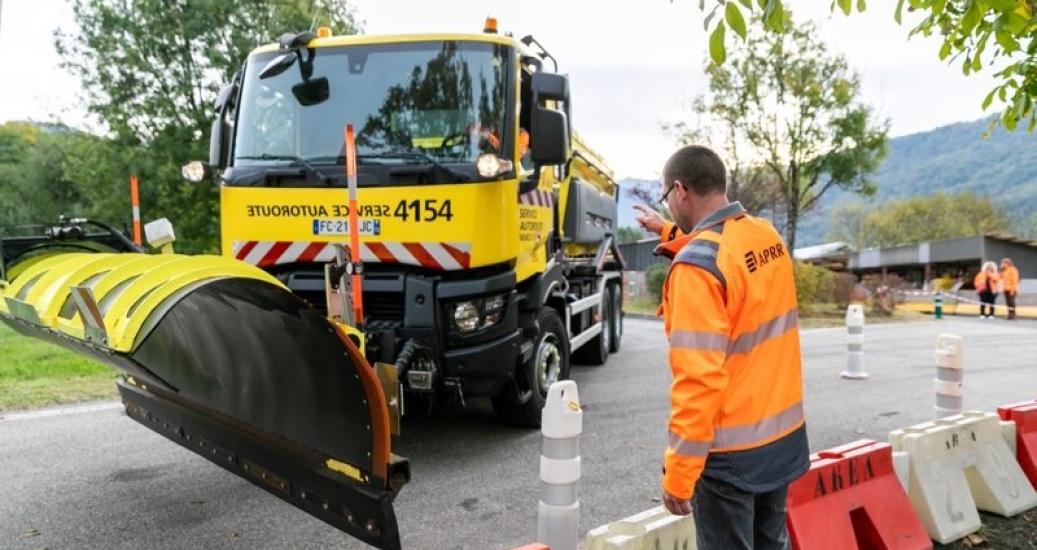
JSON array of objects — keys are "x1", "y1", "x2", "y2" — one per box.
[
  {"x1": 973, "y1": 261, "x2": 1001, "y2": 319},
  {"x1": 646, "y1": 145, "x2": 809, "y2": 550},
  {"x1": 1000, "y1": 257, "x2": 1020, "y2": 320}
]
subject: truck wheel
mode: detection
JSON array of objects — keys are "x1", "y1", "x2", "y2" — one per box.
[
  {"x1": 574, "y1": 292, "x2": 609, "y2": 365},
  {"x1": 492, "y1": 307, "x2": 569, "y2": 427},
  {"x1": 609, "y1": 284, "x2": 622, "y2": 353}
]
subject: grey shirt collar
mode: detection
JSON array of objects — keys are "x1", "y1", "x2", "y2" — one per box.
[{"x1": 692, "y1": 201, "x2": 746, "y2": 233}]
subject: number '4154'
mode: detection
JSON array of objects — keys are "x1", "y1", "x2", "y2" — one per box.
[{"x1": 393, "y1": 199, "x2": 453, "y2": 222}]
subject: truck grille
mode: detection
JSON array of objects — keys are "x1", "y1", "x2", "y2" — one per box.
[{"x1": 363, "y1": 292, "x2": 404, "y2": 322}]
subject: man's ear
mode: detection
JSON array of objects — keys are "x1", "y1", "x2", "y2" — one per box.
[{"x1": 673, "y1": 179, "x2": 687, "y2": 201}]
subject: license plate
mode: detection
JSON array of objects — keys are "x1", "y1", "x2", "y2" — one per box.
[{"x1": 312, "y1": 218, "x2": 381, "y2": 236}]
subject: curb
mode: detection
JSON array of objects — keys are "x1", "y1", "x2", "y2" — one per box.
[{"x1": 0, "y1": 401, "x2": 122, "y2": 422}]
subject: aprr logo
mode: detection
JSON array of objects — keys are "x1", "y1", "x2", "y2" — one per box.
[{"x1": 745, "y1": 242, "x2": 785, "y2": 273}]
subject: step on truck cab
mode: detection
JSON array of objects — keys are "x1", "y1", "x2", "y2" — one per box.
[{"x1": 197, "y1": 20, "x2": 625, "y2": 426}]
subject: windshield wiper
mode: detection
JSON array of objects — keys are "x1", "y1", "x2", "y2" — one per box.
[
  {"x1": 237, "y1": 154, "x2": 333, "y2": 185},
  {"x1": 356, "y1": 151, "x2": 470, "y2": 182}
]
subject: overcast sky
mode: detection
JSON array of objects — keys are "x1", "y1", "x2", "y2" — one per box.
[{"x1": 0, "y1": 0, "x2": 998, "y2": 178}]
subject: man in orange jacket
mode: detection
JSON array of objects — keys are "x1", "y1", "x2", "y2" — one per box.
[
  {"x1": 1001, "y1": 257, "x2": 1020, "y2": 320},
  {"x1": 642, "y1": 145, "x2": 809, "y2": 549}
]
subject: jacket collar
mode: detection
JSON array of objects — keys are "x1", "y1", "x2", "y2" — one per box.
[{"x1": 654, "y1": 201, "x2": 747, "y2": 259}]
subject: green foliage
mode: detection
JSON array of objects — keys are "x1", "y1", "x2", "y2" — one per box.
[
  {"x1": 694, "y1": 0, "x2": 1037, "y2": 133},
  {"x1": 793, "y1": 261, "x2": 835, "y2": 313},
  {"x1": 826, "y1": 191, "x2": 1009, "y2": 248},
  {"x1": 50, "y1": 0, "x2": 360, "y2": 252},
  {"x1": 0, "y1": 122, "x2": 176, "y2": 245},
  {"x1": 646, "y1": 263, "x2": 669, "y2": 301},
  {"x1": 682, "y1": 15, "x2": 888, "y2": 251},
  {"x1": 795, "y1": 115, "x2": 1037, "y2": 246},
  {"x1": 616, "y1": 226, "x2": 647, "y2": 244}
]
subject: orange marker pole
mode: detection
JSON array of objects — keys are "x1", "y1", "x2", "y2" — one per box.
[
  {"x1": 129, "y1": 175, "x2": 142, "y2": 246},
  {"x1": 344, "y1": 124, "x2": 364, "y2": 331}
]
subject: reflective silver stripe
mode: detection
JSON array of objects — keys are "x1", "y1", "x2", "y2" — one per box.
[
  {"x1": 668, "y1": 432, "x2": 711, "y2": 457},
  {"x1": 673, "y1": 239, "x2": 727, "y2": 291},
  {"x1": 727, "y1": 309, "x2": 798, "y2": 355},
  {"x1": 712, "y1": 401, "x2": 804, "y2": 449},
  {"x1": 937, "y1": 367, "x2": 963, "y2": 382},
  {"x1": 669, "y1": 330, "x2": 730, "y2": 352},
  {"x1": 542, "y1": 436, "x2": 580, "y2": 460}
]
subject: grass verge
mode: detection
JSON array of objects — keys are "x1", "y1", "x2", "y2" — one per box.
[{"x1": 0, "y1": 323, "x2": 117, "y2": 411}]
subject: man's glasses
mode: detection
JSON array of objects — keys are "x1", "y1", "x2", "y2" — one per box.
[{"x1": 658, "y1": 183, "x2": 677, "y2": 207}]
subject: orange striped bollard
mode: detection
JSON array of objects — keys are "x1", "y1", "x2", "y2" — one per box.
[{"x1": 129, "y1": 175, "x2": 142, "y2": 246}]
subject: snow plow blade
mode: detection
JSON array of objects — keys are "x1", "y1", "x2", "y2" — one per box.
[{"x1": 0, "y1": 252, "x2": 408, "y2": 549}]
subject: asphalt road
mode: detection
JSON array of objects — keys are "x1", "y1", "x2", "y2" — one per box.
[{"x1": 2, "y1": 317, "x2": 1036, "y2": 549}]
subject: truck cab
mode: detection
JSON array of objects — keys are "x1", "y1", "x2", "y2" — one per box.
[{"x1": 201, "y1": 23, "x2": 625, "y2": 426}]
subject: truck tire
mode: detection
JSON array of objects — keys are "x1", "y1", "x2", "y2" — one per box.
[
  {"x1": 492, "y1": 307, "x2": 569, "y2": 427},
  {"x1": 609, "y1": 284, "x2": 622, "y2": 353},
  {"x1": 574, "y1": 292, "x2": 609, "y2": 365}
]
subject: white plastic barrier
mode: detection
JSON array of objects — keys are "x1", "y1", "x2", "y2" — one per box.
[
  {"x1": 934, "y1": 334, "x2": 964, "y2": 418},
  {"x1": 892, "y1": 450, "x2": 911, "y2": 493},
  {"x1": 841, "y1": 304, "x2": 867, "y2": 379},
  {"x1": 537, "y1": 380, "x2": 583, "y2": 550},
  {"x1": 889, "y1": 411, "x2": 1037, "y2": 544},
  {"x1": 585, "y1": 506, "x2": 696, "y2": 550}
]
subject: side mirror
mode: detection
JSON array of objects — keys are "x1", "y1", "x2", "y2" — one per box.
[
  {"x1": 214, "y1": 83, "x2": 236, "y2": 111},
  {"x1": 292, "y1": 77, "x2": 330, "y2": 106},
  {"x1": 530, "y1": 72, "x2": 569, "y2": 103},
  {"x1": 259, "y1": 51, "x2": 297, "y2": 79},
  {"x1": 531, "y1": 107, "x2": 568, "y2": 165},
  {"x1": 208, "y1": 118, "x2": 224, "y2": 169}
]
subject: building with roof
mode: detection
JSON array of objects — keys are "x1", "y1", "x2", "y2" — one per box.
[{"x1": 848, "y1": 234, "x2": 1037, "y2": 290}]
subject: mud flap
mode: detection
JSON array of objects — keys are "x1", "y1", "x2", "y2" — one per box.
[{"x1": 0, "y1": 252, "x2": 407, "y2": 549}]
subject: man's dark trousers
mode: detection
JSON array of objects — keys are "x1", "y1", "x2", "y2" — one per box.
[{"x1": 691, "y1": 475, "x2": 790, "y2": 550}]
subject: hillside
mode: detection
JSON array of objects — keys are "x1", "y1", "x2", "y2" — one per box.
[{"x1": 618, "y1": 116, "x2": 1037, "y2": 246}]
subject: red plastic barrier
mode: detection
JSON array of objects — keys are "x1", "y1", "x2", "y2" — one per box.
[
  {"x1": 997, "y1": 399, "x2": 1037, "y2": 489},
  {"x1": 787, "y1": 439, "x2": 931, "y2": 550},
  {"x1": 509, "y1": 546, "x2": 549, "y2": 550}
]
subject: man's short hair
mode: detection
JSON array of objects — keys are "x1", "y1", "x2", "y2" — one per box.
[{"x1": 663, "y1": 145, "x2": 727, "y2": 196}]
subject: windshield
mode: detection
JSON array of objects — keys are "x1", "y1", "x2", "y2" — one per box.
[{"x1": 232, "y1": 40, "x2": 513, "y2": 177}]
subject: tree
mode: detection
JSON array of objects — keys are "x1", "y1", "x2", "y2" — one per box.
[
  {"x1": 667, "y1": 90, "x2": 786, "y2": 230},
  {"x1": 616, "y1": 226, "x2": 647, "y2": 244},
  {"x1": 825, "y1": 202, "x2": 875, "y2": 249},
  {"x1": 694, "y1": 0, "x2": 1037, "y2": 133},
  {"x1": 678, "y1": 16, "x2": 888, "y2": 251},
  {"x1": 55, "y1": 0, "x2": 360, "y2": 252},
  {"x1": 0, "y1": 121, "x2": 158, "y2": 233},
  {"x1": 827, "y1": 191, "x2": 1008, "y2": 248}
]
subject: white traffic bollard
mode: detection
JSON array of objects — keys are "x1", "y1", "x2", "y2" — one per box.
[
  {"x1": 841, "y1": 304, "x2": 868, "y2": 379},
  {"x1": 934, "y1": 334, "x2": 964, "y2": 418},
  {"x1": 537, "y1": 380, "x2": 583, "y2": 550}
]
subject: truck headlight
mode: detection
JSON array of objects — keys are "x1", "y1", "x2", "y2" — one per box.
[
  {"x1": 483, "y1": 294, "x2": 506, "y2": 327},
  {"x1": 451, "y1": 293, "x2": 509, "y2": 334},
  {"x1": 453, "y1": 301, "x2": 481, "y2": 333}
]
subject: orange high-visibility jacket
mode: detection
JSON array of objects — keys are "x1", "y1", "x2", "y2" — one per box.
[
  {"x1": 974, "y1": 271, "x2": 1001, "y2": 293},
  {"x1": 1002, "y1": 265, "x2": 1020, "y2": 293},
  {"x1": 655, "y1": 202, "x2": 809, "y2": 500}
]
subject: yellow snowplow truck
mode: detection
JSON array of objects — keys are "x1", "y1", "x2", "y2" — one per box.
[
  {"x1": 199, "y1": 22, "x2": 625, "y2": 426},
  {"x1": 0, "y1": 22, "x2": 622, "y2": 550}
]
